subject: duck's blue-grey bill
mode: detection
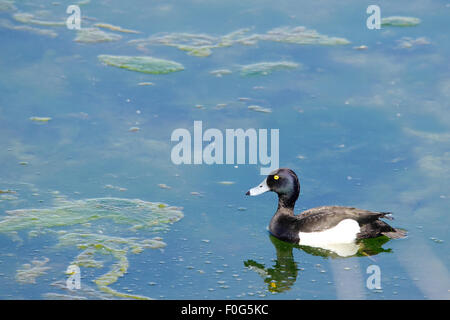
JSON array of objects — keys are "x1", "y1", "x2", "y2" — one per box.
[{"x1": 246, "y1": 178, "x2": 270, "y2": 196}]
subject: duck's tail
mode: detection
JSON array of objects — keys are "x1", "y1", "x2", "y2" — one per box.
[
  {"x1": 379, "y1": 212, "x2": 407, "y2": 239},
  {"x1": 357, "y1": 212, "x2": 407, "y2": 240},
  {"x1": 379, "y1": 211, "x2": 394, "y2": 220},
  {"x1": 382, "y1": 228, "x2": 407, "y2": 239}
]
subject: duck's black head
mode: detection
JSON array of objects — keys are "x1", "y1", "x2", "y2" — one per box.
[{"x1": 246, "y1": 168, "x2": 300, "y2": 209}]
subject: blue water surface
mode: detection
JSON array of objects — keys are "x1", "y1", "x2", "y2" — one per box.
[{"x1": 0, "y1": 0, "x2": 449, "y2": 299}]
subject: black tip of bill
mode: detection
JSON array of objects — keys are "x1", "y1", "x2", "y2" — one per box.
[{"x1": 245, "y1": 191, "x2": 250, "y2": 196}]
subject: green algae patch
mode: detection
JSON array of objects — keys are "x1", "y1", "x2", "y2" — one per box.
[
  {"x1": 138, "y1": 82, "x2": 155, "y2": 86},
  {"x1": 0, "y1": 194, "x2": 18, "y2": 201},
  {"x1": 0, "y1": 0, "x2": 15, "y2": 11},
  {"x1": 381, "y1": 16, "x2": 421, "y2": 27},
  {"x1": 58, "y1": 232, "x2": 166, "y2": 300},
  {"x1": 258, "y1": 26, "x2": 350, "y2": 45},
  {"x1": 0, "y1": 197, "x2": 183, "y2": 299},
  {"x1": 98, "y1": 55, "x2": 184, "y2": 74},
  {"x1": 0, "y1": 19, "x2": 58, "y2": 37},
  {"x1": 94, "y1": 23, "x2": 140, "y2": 34},
  {"x1": 13, "y1": 12, "x2": 65, "y2": 27},
  {"x1": 30, "y1": 116, "x2": 52, "y2": 122},
  {"x1": 240, "y1": 61, "x2": 300, "y2": 76},
  {"x1": 130, "y1": 26, "x2": 350, "y2": 57},
  {"x1": 16, "y1": 257, "x2": 50, "y2": 284},
  {"x1": 75, "y1": 28, "x2": 122, "y2": 43},
  {"x1": 217, "y1": 181, "x2": 235, "y2": 185},
  {"x1": 248, "y1": 105, "x2": 272, "y2": 113},
  {"x1": 178, "y1": 45, "x2": 212, "y2": 57},
  {"x1": 0, "y1": 189, "x2": 16, "y2": 194},
  {"x1": 396, "y1": 37, "x2": 430, "y2": 49},
  {"x1": 210, "y1": 69, "x2": 232, "y2": 77},
  {"x1": 0, "y1": 197, "x2": 183, "y2": 233}
]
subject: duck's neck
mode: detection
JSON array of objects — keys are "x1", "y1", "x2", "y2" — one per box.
[
  {"x1": 269, "y1": 194, "x2": 298, "y2": 241},
  {"x1": 276, "y1": 193, "x2": 297, "y2": 215}
]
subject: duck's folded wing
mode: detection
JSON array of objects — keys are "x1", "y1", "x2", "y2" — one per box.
[{"x1": 295, "y1": 206, "x2": 392, "y2": 232}]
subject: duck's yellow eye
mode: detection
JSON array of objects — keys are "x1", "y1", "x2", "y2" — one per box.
[{"x1": 274, "y1": 175, "x2": 279, "y2": 180}]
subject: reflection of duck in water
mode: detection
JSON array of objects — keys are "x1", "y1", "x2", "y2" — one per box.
[
  {"x1": 244, "y1": 234, "x2": 393, "y2": 293},
  {"x1": 246, "y1": 168, "x2": 406, "y2": 256},
  {"x1": 245, "y1": 235, "x2": 298, "y2": 293}
]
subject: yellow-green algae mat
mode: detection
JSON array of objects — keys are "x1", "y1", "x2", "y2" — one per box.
[
  {"x1": 0, "y1": 197, "x2": 184, "y2": 299},
  {"x1": 98, "y1": 55, "x2": 184, "y2": 74}
]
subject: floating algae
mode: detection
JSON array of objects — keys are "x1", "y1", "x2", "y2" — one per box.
[
  {"x1": 353, "y1": 45, "x2": 368, "y2": 50},
  {"x1": 29, "y1": 116, "x2": 52, "y2": 122},
  {"x1": 256, "y1": 26, "x2": 350, "y2": 45},
  {"x1": 0, "y1": 189, "x2": 16, "y2": 194},
  {"x1": 178, "y1": 45, "x2": 212, "y2": 57},
  {"x1": 210, "y1": 69, "x2": 232, "y2": 77},
  {"x1": 58, "y1": 232, "x2": 166, "y2": 300},
  {"x1": 104, "y1": 184, "x2": 127, "y2": 191},
  {"x1": 0, "y1": 194, "x2": 18, "y2": 201},
  {"x1": 247, "y1": 105, "x2": 272, "y2": 113},
  {"x1": 0, "y1": 197, "x2": 183, "y2": 299},
  {"x1": 0, "y1": 0, "x2": 15, "y2": 11},
  {"x1": 396, "y1": 37, "x2": 430, "y2": 49},
  {"x1": 130, "y1": 32, "x2": 221, "y2": 57},
  {"x1": 74, "y1": 28, "x2": 122, "y2": 43},
  {"x1": 13, "y1": 12, "x2": 65, "y2": 27},
  {"x1": 16, "y1": 257, "x2": 50, "y2": 284},
  {"x1": 94, "y1": 23, "x2": 140, "y2": 34},
  {"x1": 98, "y1": 55, "x2": 184, "y2": 74},
  {"x1": 128, "y1": 126, "x2": 140, "y2": 132},
  {"x1": 217, "y1": 181, "x2": 235, "y2": 185},
  {"x1": 0, "y1": 19, "x2": 57, "y2": 37},
  {"x1": 44, "y1": 280, "x2": 115, "y2": 300},
  {"x1": 381, "y1": 16, "x2": 421, "y2": 27},
  {"x1": 0, "y1": 197, "x2": 183, "y2": 233},
  {"x1": 129, "y1": 26, "x2": 350, "y2": 57},
  {"x1": 240, "y1": 61, "x2": 300, "y2": 76}
]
